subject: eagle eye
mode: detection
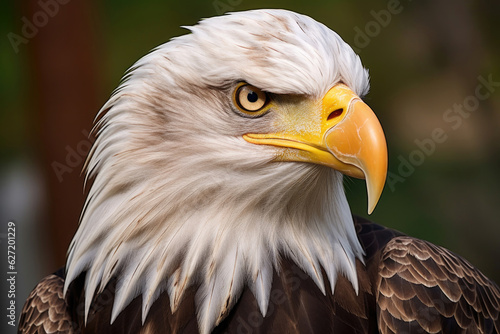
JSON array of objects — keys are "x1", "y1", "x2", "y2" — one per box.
[{"x1": 233, "y1": 83, "x2": 270, "y2": 116}]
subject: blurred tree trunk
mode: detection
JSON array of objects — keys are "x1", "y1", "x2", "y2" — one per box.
[{"x1": 24, "y1": 0, "x2": 102, "y2": 268}]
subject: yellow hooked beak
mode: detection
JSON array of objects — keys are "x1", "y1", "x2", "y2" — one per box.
[{"x1": 243, "y1": 84, "x2": 388, "y2": 214}]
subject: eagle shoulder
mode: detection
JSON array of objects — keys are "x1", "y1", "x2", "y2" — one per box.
[
  {"x1": 18, "y1": 269, "x2": 75, "y2": 334},
  {"x1": 376, "y1": 235, "x2": 500, "y2": 334}
]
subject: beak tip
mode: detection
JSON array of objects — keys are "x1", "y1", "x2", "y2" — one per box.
[
  {"x1": 366, "y1": 178, "x2": 385, "y2": 215},
  {"x1": 367, "y1": 198, "x2": 376, "y2": 215}
]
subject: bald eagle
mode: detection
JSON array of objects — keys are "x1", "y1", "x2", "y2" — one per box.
[{"x1": 19, "y1": 9, "x2": 500, "y2": 334}]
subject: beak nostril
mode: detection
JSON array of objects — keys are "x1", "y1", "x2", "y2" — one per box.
[{"x1": 327, "y1": 108, "x2": 343, "y2": 121}]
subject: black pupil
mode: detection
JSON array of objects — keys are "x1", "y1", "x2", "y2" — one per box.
[{"x1": 247, "y1": 91, "x2": 259, "y2": 103}]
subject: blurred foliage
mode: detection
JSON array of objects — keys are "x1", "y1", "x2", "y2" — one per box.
[
  {"x1": 0, "y1": 2, "x2": 30, "y2": 160},
  {"x1": 1, "y1": 0, "x2": 499, "y2": 280}
]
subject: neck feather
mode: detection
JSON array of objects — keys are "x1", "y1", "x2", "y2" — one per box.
[{"x1": 65, "y1": 152, "x2": 363, "y2": 334}]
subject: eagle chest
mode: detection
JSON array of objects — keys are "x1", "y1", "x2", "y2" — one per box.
[{"x1": 66, "y1": 258, "x2": 377, "y2": 334}]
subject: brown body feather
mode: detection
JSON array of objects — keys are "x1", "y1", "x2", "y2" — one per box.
[{"x1": 18, "y1": 217, "x2": 500, "y2": 333}]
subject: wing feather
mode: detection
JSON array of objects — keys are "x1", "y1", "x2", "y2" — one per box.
[
  {"x1": 18, "y1": 273, "x2": 74, "y2": 334},
  {"x1": 377, "y1": 236, "x2": 500, "y2": 334}
]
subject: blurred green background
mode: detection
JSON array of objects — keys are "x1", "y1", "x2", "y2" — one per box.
[{"x1": 1, "y1": 0, "x2": 499, "y2": 331}]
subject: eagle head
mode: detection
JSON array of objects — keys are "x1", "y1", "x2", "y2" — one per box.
[{"x1": 65, "y1": 9, "x2": 387, "y2": 334}]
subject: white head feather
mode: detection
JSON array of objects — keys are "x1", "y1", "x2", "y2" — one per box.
[{"x1": 65, "y1": 9, "x2": 370, "y2": 334}]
